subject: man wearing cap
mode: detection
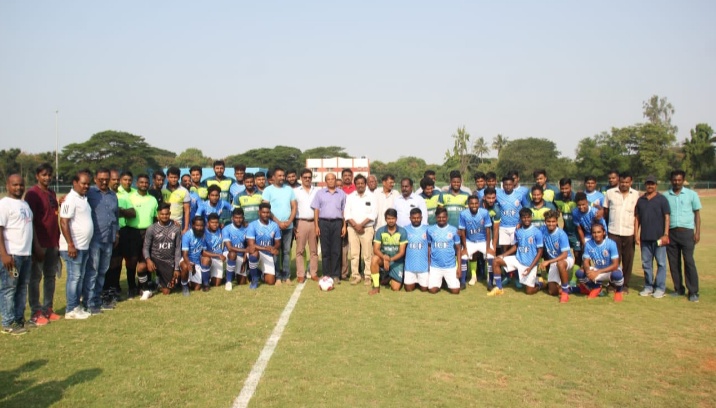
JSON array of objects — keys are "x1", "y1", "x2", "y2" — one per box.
[
  {"x1": 635, "y1": 175, "x2": 670, "y2": 298},
  {"x1": 664, "y1": 170, "x2": 702, "y2": 302},
  {"x1": 603, "y1": 171, "x2": 639, "y2": 292}
]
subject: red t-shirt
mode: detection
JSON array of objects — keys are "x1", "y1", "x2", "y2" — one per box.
[
  {"x1": 342, "y1": 184, "x2": 356, "y2": 195},
  {"x1": 24, "y1": 185, "x2": 60, "y2": 248}
]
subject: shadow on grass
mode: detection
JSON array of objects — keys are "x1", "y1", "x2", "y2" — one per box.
[{"x1": 0, "y1": 362, "x2": 102, "y2": 408}]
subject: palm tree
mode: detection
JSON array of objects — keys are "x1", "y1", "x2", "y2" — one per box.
[
  {"x1": 473, "y1": 137, "x2": 489, "y2": 164},
  {"x1": 492, "y1": 134, "x2": 509, "y2": 157}
]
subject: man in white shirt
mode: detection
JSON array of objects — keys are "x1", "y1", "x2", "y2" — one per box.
[
  {"x1": 0, "y1": 174, "x2": 33, "y2": 335},
  {"x1": 59, "y1": 170, "x2": 94, "y2": 320},
  {"x1": 603, "y1": 171, "x2": 639, "y2": 292},
  {"x1": 394, "y1": 178, "x2": 428, "y2": 228},
  {"x1": 344, "y1": 175, "x2": 378, "y2": 285},
  {"x1": 294, "y1": 168, "x2": 318, "y2": 283},
  {"x1": 374, "y1": 174, "x2": 397, "y2": 230}
]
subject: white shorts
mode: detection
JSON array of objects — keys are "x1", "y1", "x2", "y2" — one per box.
[
  {"x1": 502, "y1": 255, "x2": 538, "y2": 287},
  {"x1": 404, "y1": 271, "x2": 429, "y2": 287},
  {"x1": 465, "y1": 241, "x2": 494, "y2": 259},
  {"x1": 258, "y1": 252, "x2": 276, "y2": 275},
  {"x1": 547, "y1": 257, "x2": 575, "y2": 283},
  {"x1": 210, "y1": 258, "x2": 224, "y2": 279},
  {"x1": 235, "y1": 256, "x2": 247, "y2": 277},
  {"x1": 499, "y1": 227, "x2": 516, "y2": 246},
  {"x1": 428, "y1": 266, "x2": 460, "y2": 290},
  {"x1": 189, "y1": 263, "x2": 202, "y2": 284}
]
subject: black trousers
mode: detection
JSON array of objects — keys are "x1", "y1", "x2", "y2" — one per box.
[
  {"x1": 667, "y1": 228, "x2": 699, "y2": 296},
  {"x1": 318, "y1": 219, "x2": 343, "y2": 279},
  {"x1": 608, "y1": 233, "x2": 635, "y2": 289}
]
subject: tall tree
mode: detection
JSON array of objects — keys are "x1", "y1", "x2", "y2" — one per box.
[
  {"x1": 444, "y1": 126, "x2": 471, "y2": 177},
  {"x1": 495, "y1": 138, "x2": 567, "y2": 180},
  {"x1": 617, "y1": 123, "x2": 676, "y2": 179},
  {"x1": 300, "y1": 146, "x2": 351, "y2": 162},
  {"x1": 574, "y1": 130, "x2": 630, "y2": 179},
  {"x1": 225, "y1": 146, "x2": 302, "y2": 172},
  {"x1": 491, "y1": 134, "x2": 509, "y2": 157},
  {"x1": 643, "y1": 95, "x2": 677, "y2": 136},
  {"x1": 370, "y1": 156, "x2": 428, "y2": 183},
  {"x1": 60, "y1": 130, "x2": 173, "y2": 180},
  {"x1": 683, "y1": 123, "x2": 715, "y2": 179},
  {"x1": 0, "y1": 148, "x2": 21, "y2": 184},
  {"x1": 473, "y1": 136, "x2": 490, "y2": 164},
  {"x1": 174, "y1": 148, "x2": 213, "y2": 167}
]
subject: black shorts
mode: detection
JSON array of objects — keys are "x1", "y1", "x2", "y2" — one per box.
[
  {"x1": 154, "y1": 259, "x2": 176, "y2": 288},
  {"x1": 120, "y1": 227, "x2": 146, "y2": 259}
]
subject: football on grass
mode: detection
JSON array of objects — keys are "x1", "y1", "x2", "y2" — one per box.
[{"x1": 318, "y1": 276, "x2": 334, "y2": 291}]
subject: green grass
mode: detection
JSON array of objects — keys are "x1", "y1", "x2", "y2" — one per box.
[{"x1": 2, "y1": 198, "x2": 716, "y2": 407}]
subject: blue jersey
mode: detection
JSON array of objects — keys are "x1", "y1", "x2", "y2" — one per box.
[
  {"x1": 222, "y1": 222, "x2": 248, "y2": 249},
  {"x1": 540, "y1": 226, "x2": 572, "y2": 260},
  {"x1": 582, "y1": 238, "x2": 619, "y2": 269},
  {"x1": 427, "y1": 224, "x2": 460, "y2": 268},
  {"x1": 181, "y1": 230, "x2": 205, "y2": 264},
  {"x1": 188, "y1": 190, "x2": 201, "y2": 223},
  {"x1": 572, "y1": 207, "x2": 607, "y2": 239},
  {"x1": 203, "y1": 228, "x2": 223, "y2": 254},
  {"x1": 475, "y1": 188, "x2": 486, "y2": 201},
  {"x1": 405, "y1": 224, "x2": 429, "y2": 273},
  {"x1": 246, "y1": 219, "x2": 282, "y2": 255},
  {"x1": 514, "y1": 225, "x2": 543, "y2": 266},
  {"x1": 229, "y1": 182, "x2": 246, "y2": 203},
  {"x1": 585, "y1": 190, "x2": 605, "y2": 208},
  {"x1": 496, "y1": 188, "x2": 525, "y2": 228},
  {"x1": 458, "y1": 208, "x2": 492, "y2": 242},
  {"x1": 197, "y1": 199, "x2": 233, "y2": 226}
]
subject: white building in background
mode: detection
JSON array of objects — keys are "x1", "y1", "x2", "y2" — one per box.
[{"x1": 305, "y1": 157, "x2": 370, "y2": 187}]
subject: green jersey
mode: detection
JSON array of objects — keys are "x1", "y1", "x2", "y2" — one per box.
[
  {"x1": 233, "y1": 189, "x2": 263, "y2": 224},
  {"x1": 442, "y1": 191, "x2": 470, "y2": 228},
  {"x1": 419, "y1": 192, "x2": 444, "y2": 225},
  {"x1": 117, "y1": 187, "x2": 136, "y2": 228},
  {"x1": 553, "y1": 192, "x2": 577, "y2": 238},
  {"x1": 126, "y1": 192, "x2": 158, "y2": 229}
]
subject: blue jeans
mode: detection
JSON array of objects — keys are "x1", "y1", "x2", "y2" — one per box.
[
  {"x1": 29, "y1": 247, "x2": 59, "y2": 314},
  {"x1": 0, "y1": 255, "x2": 31, "y2": 327},
  {"x1": 641, "y1": 240, "x2": 667, "y2": 292},
  {"x1": 85, "y1": 242, "x2": 113, "y2": 308},
  {"x1": 61, "y1": 249, "x2": 90, "y2": 312},
  {"x1": 275, "y1": 228, "x2": 293, "y2": 281}
]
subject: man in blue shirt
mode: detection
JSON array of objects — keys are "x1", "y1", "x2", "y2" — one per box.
[
  {"x1": 180, "y1": 216, "x2": 207, "y2": 295},
  {"x1": 572, "y1": 192, "x2": 607, "y2": 248},
  {"x1": 202, "y1": 213, "x2": 225, "y2": 290},
  {"x1": 665, "y1": 170, "x2": 702, "y2": 302},
  {"x1": 223, "y1": 208, "x2": 249, "y2": 289},
  {"x1": 493, "y1": 208, "x2": 544, "y2": 296},
  {"x1": 458, "y1": 195, "x2": 493, "y2": 288},
  {"x1": 575, "y1": 222, "x2": 624, "y2": 302},
  {"x1": 246, "y1": 203, "x2": 282, "y2": 289},
  {"x1": 539, "y1": 210, "x2": 574, "y2": 303},
  {"x1": 427, "y1": 207, "x2": 461, "y2": 295},
  {"x1": 262, "y1": 167, "x2": 297, "y2": 285},
  {"x1": 403, "y1": 208, "x2": 429, "y2": 292}
]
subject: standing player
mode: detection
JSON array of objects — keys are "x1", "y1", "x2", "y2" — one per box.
[
  {"x1": 493, "y1": 208, "x2": 544, "y2": 296},
  {"x1": 254, "y1": 171, "x2": 267, "y2": 193},
  {"x1": 368, "y1": 209, "x2": 407, "y2": 295},
  {"x1": 404, "y1": 208, "x2": 429, "y2": 292},
  {"x1": 572, "y1": 192, "x2": 607, "y2": 250},
  {"x1": 442, "y1": 170, "x2": 470, "y2": 229},
  {"x1": 531, "y1": 169, "x2": 560, "y2": 203},
  {"x1": 189, "y1": 165, "x2": 207, "y2": 200},
  {"x1": 162, "y1": 167, "x2": 191, "y2": 233},
  {"x1": 419, "y1": 177, "x2": 443, "y2": 225},
  {"x1": 554, "y1": 178, "x2": 581, "y2": 273},
  {"x1": 473, "y1": 172, "x2": 486, "y2": 200},
  {"x1": 496, "y1": 176, "x2": 525, "y2": 254},
  {"x1": 575, "y1": 223, "x2": 624, "y2": 302},
  {"x1": 201, "y1": 213, "x2": 226, "y2": 289},
  {"x1": 143, "y1": 203, "x2": 182, "y2": 296},
  {"x1": 523, "y1": 185, "x2": 556, "y2": 229},
  {"x1": 125, "y1": 174, "x2": 158, "y2": 299},
  {"x1": 539, "y1": 210, "x2": 574, "y2": 303},
  {"x1": 148, "y1": 170, "x2": 165, "y2": 207},
  {"x1": 246, "y1": 203, "x2": 282, "y2": 288},
  {"x1": 481, "y1": 187, "x2": 502, "y2": 290},
  {"x1": 458, "y1": 195, "x2": 493, "y2": 288},
  {"x1": 197, "y1": 185, "x2": 232, "y2": 227},
  {"x1": 229, "y1": 164, "x2": 247, "y2": 200},
  {"x1": 233, "y1": 173, "x2": 263, "y2": 224},
  {"x1": 182, "y1": 174, "x2": 201, "y2": 223},
  {"x1": 180, "y1": 216, "x2": 207, "y2": 294},
  {"x1": 583, "y1": 175, "x2": 605, "y2": 207},
  {"x1": 223, "y1": 208, "x2": 249, "y2": 289},
  {"x1": 202, "y1": 160, "x2": 234, "y2": 203},
  {"x1": 427, "y1": 207, "x2": 461, "y2": 295}
]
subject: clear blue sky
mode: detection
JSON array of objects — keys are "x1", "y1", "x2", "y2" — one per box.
[{"x1": 1, "y1": 1, "x2": 714, "y2": 164}]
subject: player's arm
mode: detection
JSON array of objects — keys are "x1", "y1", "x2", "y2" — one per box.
[
  {"x1": 270, "y1": 234, "x2": 281, "y2": 255},
  {"x1": 393, "y1": 242, "x2": 407, "y2": 263},
  {"x1": 525, "y1": 247, "x2": 544, "y2": 276},
  {"x1": 182, "y1": 202, "x2": 190, "y2": 234},
  {"x1": 576, "y1": 223, "x2": 585, "y2": 246},
  {"x1": 539, "y1": 246, "x2": 567, "y2": 270},
  {"x1": 491, "y1": 220, "x2": 500, "y2": 254},
  {"x1": 454, "y1": 242, "x2": 462, "y2": 277},
  {"x1": 485, "y1": 226, "x2": 494, "y2": 255},
  {"x1": 458, "y1": 229, "x2": 468, "y2": 257},
  {"x1": 498, "y1": 244, "x2": 517, "y2": 258},
  {"x1": 588, "y1": 257, "x2": 619, "y2": 281},
  {"x1": 143, "y1": 227, "x2": 156, "y2": 272},
  {"x1": 288, "y1": 199, "x2": 297, "y2": 225},
  {"x1": 182, "y1": 249, "x2": 192, "y2": 268}
]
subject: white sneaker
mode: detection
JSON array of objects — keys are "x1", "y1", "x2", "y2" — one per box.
[
  {"x1": 225, "y1": 282, "x2": 233, "y2": 291},
  {"x1": 65, "y1": 306, "x2": 90, "y2": 320},
  {"x1": 140, "y1": 290, "x2": 153, "y2": 301}
]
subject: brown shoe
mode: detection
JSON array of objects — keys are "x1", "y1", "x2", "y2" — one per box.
[
  {"x1": 311, "y1": 275, "x2": 319, "y2": 282},
  {"x1": 364, "y1": 277, "x2": 371, "y2": 286},
  {"x1": 285, "y1": 279, "x2": 294, "y2": 286},
  {"x1": 297, "y1": 277, "x2": 306, "y2": 283},
  {"x1": 350, "y1": 276, "x2": 362, "y2": 285}
]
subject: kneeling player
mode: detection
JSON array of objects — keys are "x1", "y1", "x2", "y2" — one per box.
[
  {"x1": 223, "y1": 208, "x2": 249, "y2": 290},
  {"x1": 202, "y1": 213, "x2": 226, "y2": 288},
  {"x1": 539, "y1": 210, "x2": 574, "y2": 303},
  {"x1": 404, "y1": 208, "x2": 429, "y2": 292},
  {"x1": 493, "y1": 208, "x2": 544, "y2": 296},
  {"x1": 575, "y1": 222, "x2": 624, "y2": 302},
  {"x1": 143, "y1": 204, "x2": 182, "y2": 296},
  {"x1": 427, "y1": 207, "x2": 461, "y2": 294},
  {"x1": 180, "y1": 217, "x2": 208, "y2": 295},
  {"x1": 369, "y1": 209, "x2": 408, "y2": 295},
  {"x1": 246, "y1": 203, "x2": 281, "y2": 288}
]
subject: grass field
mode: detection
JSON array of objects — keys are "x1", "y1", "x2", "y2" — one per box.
[{"x1": 2, "y1": 198, "x2": 715, "y2": 408}]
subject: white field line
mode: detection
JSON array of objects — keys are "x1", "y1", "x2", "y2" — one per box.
[{"x1": 231, "y1": 282, "x2": 306, "y2": 408}]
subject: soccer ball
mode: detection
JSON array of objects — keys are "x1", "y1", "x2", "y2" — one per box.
[{"x1": 318, "y1": 276, "x2": 334, "y2": 291}]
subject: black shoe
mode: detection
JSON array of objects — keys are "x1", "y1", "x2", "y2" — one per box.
[
  {"x1": 127, "y1": 288, "x2": 138, "y2": 299},
  {"x1": 202, "y1": 285, "x2": 210, "y2": 292}
]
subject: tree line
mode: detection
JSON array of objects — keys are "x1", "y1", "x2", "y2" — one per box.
[{"x1": 1, "y1": 95, "x2": 714, "y2": 188}]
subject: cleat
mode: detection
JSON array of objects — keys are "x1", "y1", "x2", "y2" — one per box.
[
  {"x1": 578, "y1": 283, "x2": 590, "y2": 295},
  {"x1": 44, "y1": 308, "x2": 61, "y2": 321},
  {"x1": 588, "y1": 287, "x2": 602, "y2": 299},
  {"x1": 225, "y1": 282, "x2": 233, "y2": 291},
  {"x1": 249, "y1": 281, "x2": 259, "y2": 290},
  {"x1": 487, "y1": 287, "x2": 504, "y2": 297},
  {"x1": 30, "y1": 311, "x2": 49, "y2": 327},
  {"x1": 140, "y1": 290, "x2": 153, "y2": 301},
  {"x1": 559, "y1": 292, "x2": 569, "y2": 303},
  {"x1": 182, "y1": 285, "x2": 190, "y2": 297},
  {"x1": 614, "y1": 292, "x2": 623, "y2": 302}
]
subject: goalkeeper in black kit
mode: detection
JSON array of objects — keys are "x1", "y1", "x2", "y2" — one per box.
[{"x1": 143, "y1": 203, "x2": 182, "y2": 297}]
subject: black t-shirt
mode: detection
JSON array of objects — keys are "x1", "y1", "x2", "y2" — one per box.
[{"x1": 636, "y1": 193, "x2": 670, "y2": 241}]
